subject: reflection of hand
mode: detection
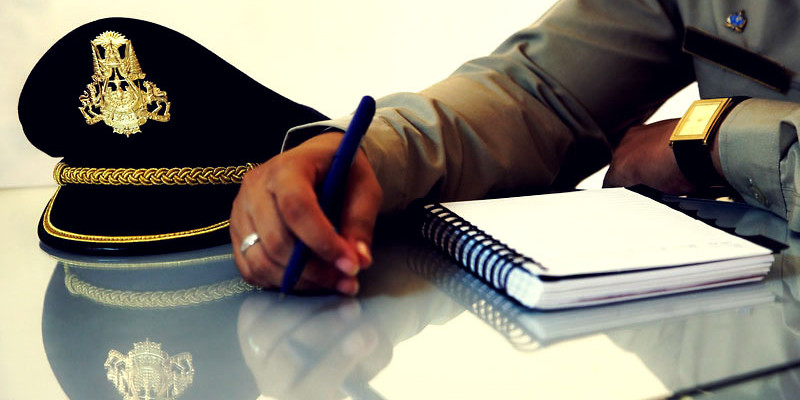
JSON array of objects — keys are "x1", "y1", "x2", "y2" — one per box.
[
  {"x1": 230, "y1": 132, "x2": 383, "y2": 295},
  {"x1": 604, "y1": 119, "x2": 696, "y2": 194},
  {"x1": 237, "y1": 294, "x2": 390, "y2": 400}
]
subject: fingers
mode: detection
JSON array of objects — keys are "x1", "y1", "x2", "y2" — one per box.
[
  {"x1": 230, "y1": 132, "x2": 382, "y2": 295},
  {"x1": 232, "y1": 167, "x2": 345, "y2": 293},
  {"x1": 231, "y1": 187, "x2": 291, "y2": 288},
  {"x1": 339, "y1": 149, "x2": 383, "y2": 268},
  {"x1": 269, "y1": 165, "x2": 360, "y2": 276}
]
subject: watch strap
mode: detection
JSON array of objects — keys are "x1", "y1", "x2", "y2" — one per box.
[
  {"x1": 672, "y1": 96, "x2": 747, "y2": 189},
  {"x1": 672, "y1": 139, "x2": 726, "y2": 187}
]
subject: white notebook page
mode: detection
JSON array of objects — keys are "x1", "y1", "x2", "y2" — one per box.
[{"x1": 441, "y1": 188, "x2": 772, "y2": 277}]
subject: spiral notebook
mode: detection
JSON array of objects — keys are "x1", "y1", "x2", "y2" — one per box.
[
  {"x1": 407, "y1": 243, "x2": 774, "y2": 349},
  {"x1": 419, "y1": 188, "x2": 774, "y2": 309}
]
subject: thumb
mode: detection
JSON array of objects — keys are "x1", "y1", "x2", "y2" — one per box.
[{"x1": 338, "y1": 149, "x2": 383, "y2": 268}]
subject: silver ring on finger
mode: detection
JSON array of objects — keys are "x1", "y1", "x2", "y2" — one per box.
[{"x1": 240, "y1": 232, "x2": 260, "y2": 254}]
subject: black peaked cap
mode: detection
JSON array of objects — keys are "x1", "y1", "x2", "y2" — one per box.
[{"x1": 19, "y1": 17, "x2": 327, "y2": 255}]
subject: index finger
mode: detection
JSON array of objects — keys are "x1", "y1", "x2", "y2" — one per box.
[
  {"x1": 338, "y1": 149, "x2": 383, "y2": 267},
  {"x1": 268, "y1": 162, "x2": 360, "y2": 277}
]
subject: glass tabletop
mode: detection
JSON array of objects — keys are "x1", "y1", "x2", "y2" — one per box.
[{"x1": 7, "y1": 186, "x2": 800, "y2": 399}]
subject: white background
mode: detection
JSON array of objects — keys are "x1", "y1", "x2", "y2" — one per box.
[{"x1": 0, "y1": 0, "x2": 696, "y2": 189}]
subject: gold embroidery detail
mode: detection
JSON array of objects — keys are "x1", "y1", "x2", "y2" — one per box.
[
  {"x1": 64, "y1": 266, "x2": 256, "y2": 308},
  {"x1": 54, "y1": 162, "x2": 257, "y2": 186},
  {"x1": 42, "y1": 186, "x2": 230, "y2": 243},
  {"x1": 78, "y1": 31, "x2": 170, "y2": 137},
  {"x1": 105, "y1": 339, "x2": 194, "y2": 400}
]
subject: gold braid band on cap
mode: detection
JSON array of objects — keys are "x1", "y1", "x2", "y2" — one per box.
[{"x1": 54, "y1": 162, "x2": 258, "y2": 186}]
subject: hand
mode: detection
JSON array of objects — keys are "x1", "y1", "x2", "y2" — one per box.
[
  {"x1": 603, "y1": 119, "x2": 696, "y2": 194},
  {"x1": 230, "y1": 132, "x2": 383, "y2": 295}
]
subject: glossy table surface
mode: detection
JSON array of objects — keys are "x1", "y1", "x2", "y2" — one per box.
[{"x1": 4, "y1": 186, "x2": 800, "y2": 400}]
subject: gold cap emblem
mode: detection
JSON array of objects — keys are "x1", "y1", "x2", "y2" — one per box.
[
  {"x1": 105, "y1": 339, "x2": 194, "y2": 400},
  {"x1": 78, "y1": 31, "x2": 170, "y2": 137}
]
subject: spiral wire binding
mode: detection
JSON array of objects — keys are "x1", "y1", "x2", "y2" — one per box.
[
  {"x1": 421, "y1": 204, "x2": 543, "y2": 293},
  {"x1": 405, "y1": 241, "x2": 539, "y2": 351}
]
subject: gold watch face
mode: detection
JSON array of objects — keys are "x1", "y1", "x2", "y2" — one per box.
[{"x1": 670, "y1": 98, "x2": 731, "y2": 144}]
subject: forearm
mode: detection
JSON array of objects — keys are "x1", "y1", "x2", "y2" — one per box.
[
  {"x1": 366, "y1": 76, "x2": 588, "y2": 210},
  {"x1": 288, "y1": 89, "x2": 579, "y2": 211},
  {"x1": 287, "y1": 0, "x2": 692, "y2": 211}
]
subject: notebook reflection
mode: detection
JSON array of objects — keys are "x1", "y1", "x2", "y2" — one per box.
[{"x1": 408, "y1": 195, "x2": 800, "y2": 397}]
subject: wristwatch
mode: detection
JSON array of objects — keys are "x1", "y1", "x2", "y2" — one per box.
[{"x1": 669, "y1": 97, "x2": 747, "y2": 189}]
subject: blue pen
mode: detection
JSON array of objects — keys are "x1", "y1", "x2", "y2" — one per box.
[{"x1": 281, "y1": 95, "x2": 376, "y2": 294}]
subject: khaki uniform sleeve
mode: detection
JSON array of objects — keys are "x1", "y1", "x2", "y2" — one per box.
[
  {"x1": 718, "y1": 99, "x2": 800, "y2": 231},
  {"x1": 286, "y1": 0, "x2": 694, "y2": 211}
]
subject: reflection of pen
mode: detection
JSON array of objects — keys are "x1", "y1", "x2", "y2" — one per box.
[
  {"x1": 281, "y1": 96, "x2": 376, "y2": 294},
  {"x1": 342, "y1": 379, "x2": 387, "y2": 400}
]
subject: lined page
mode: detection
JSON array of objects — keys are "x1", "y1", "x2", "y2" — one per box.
[{"x1": 442, "y1": 188, "x2": 772, "y2": 277}]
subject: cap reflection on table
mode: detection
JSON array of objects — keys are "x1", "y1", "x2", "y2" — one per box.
[
  {"x1": 41, "y1": 234, "x2": 467, "y2": 400},
  {"x1": 41, "y1": 245, "x2": 259, "y2": 400}
]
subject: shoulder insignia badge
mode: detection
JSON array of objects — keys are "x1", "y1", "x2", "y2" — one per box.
[
  {"x1": 724, "y1": 10, "x2": 747, "y2": 33},
  {"x1": 78, "y1": 31, "x2": 171, "y2": 137},
  {"x1": 105, "y1": 339, "x2": 194, "y2": 399}
]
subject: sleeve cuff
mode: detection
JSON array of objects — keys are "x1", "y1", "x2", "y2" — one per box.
[
  {"x1": 281, "y1": 114, "x2": 412, "y2": 212},
  {"x1": 281, "y1": 119, "x2": 352, "y2": 152},
  {"x1": 718, "y1": 98, "x2": 796, "y2": 220}
]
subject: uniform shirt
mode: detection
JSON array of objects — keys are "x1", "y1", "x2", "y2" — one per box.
[{"x1": 284, "y1": 0, "x2": 800, "y2": 230}]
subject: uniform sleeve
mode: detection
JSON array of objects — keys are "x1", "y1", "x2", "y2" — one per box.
[
  {"x1": 718, "y1": 99, "x2": 800, "y2": 231},
  {"x1": 285, "y1": 0, "x2": 694, "y2": 211}
]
